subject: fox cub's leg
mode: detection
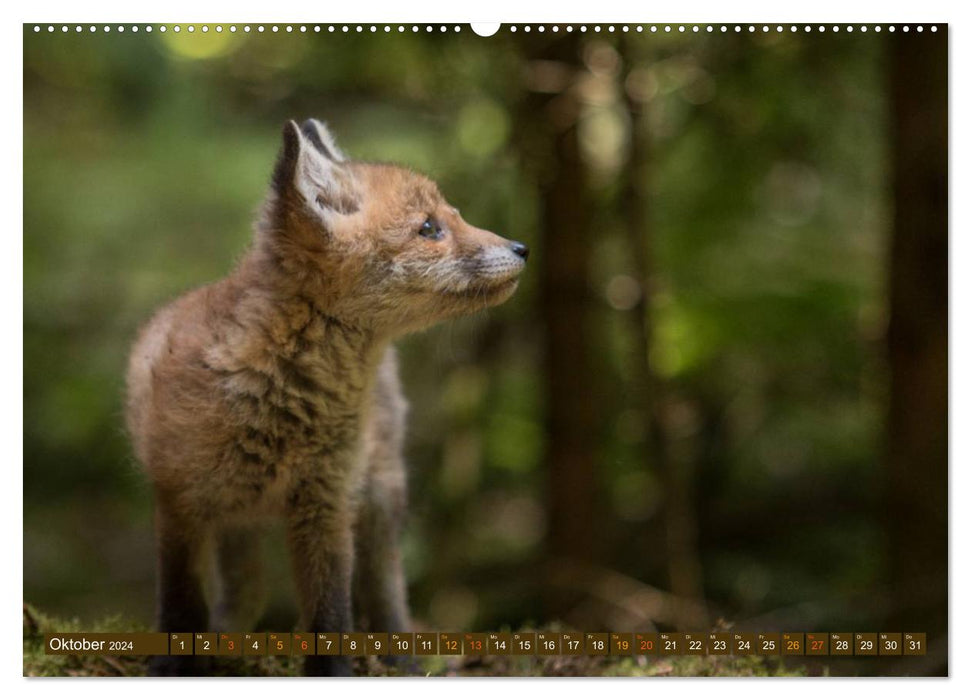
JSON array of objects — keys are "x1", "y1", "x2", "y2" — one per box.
[
  {"x1": 353, "y1": 459, "x2": 409, "y2": 635},
  {"x1": 354, "y1": 348, "x2": 411, "y2": 659},
  {"x1": 287, "y1": 477, "x2": 356, "y2": 677},
  {"x1": 149, "y1": 499, "x2": 210, "y2": 676},
  {"x1": 211, "y1": 526, "x2": 265, "y2": 632}
]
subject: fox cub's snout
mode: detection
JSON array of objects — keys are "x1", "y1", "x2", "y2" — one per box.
[
  {"x1": 266, "y1": 119, "x2": 528, "y2": 334},
  {"x1": 126, "y1": 119, "x2": 526, "y2": 677}
]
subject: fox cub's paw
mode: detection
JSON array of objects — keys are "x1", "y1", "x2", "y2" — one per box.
[{"x1": 303, "y1": 655, "x2": 354, "y2": 677}]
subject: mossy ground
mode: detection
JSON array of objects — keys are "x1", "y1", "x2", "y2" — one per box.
[{"x1": 23, "y1": 603, "x2": 805, "y2": 678}]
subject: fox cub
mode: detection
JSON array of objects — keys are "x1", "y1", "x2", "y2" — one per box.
[{"x1": 126, "y1": 120, "x2": 528, "y2": 676}]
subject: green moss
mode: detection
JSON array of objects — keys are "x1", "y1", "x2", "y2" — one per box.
[
  {"x1": 23, "y1": 603, "x2": 300, "y2": 677},
  {"x1": 23, "y1": 603, "x2": 153, "y2": 677}
]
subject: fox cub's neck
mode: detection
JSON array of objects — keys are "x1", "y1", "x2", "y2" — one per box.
[{"x1": 207, "y1": 251, "x2": 389, "y2": 440}]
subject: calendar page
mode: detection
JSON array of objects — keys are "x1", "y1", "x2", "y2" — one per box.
[{"x1": 21, "y1": 16, "x2": 948, "y2": 680}]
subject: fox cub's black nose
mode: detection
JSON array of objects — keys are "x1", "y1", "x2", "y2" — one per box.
[{"x1": 510, "y1": 241, "x2": 530, "y2": 261}]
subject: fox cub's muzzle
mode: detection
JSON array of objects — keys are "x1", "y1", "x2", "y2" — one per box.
[{"x1": 509, "y1": 241, "x2": 529, "y2": 261}]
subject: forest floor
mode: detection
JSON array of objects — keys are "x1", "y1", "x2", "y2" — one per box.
[{"x1": 23, "y1": 603, "x2": 806, "y2": 678}]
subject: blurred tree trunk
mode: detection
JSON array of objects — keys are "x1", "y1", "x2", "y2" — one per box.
[
  {"x1": 621, "y1": 40, "x2": 707, "y2": 625},
  {"x1": 519, "y1": 35, "x2": 600, "y2": 580},
  {"x1": 886, "y1": 28, "x2": 947, "y2": 656}
]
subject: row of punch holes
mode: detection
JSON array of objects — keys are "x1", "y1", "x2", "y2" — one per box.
[{"x1": 33, "y1": 24, "x2": 939, "y2": 35}]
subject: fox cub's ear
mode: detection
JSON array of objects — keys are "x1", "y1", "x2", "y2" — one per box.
[
  {"x1": 272, "y1": 119, "x2": 359, "y2": 221},
  {"x1": 298, "y1": 119, "x2": 347, "y2": 163}
]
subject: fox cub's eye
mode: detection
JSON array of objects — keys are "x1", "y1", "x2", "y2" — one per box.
[{"x1": 418, "y1": 218, "x2": 444, "y2": 240}]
